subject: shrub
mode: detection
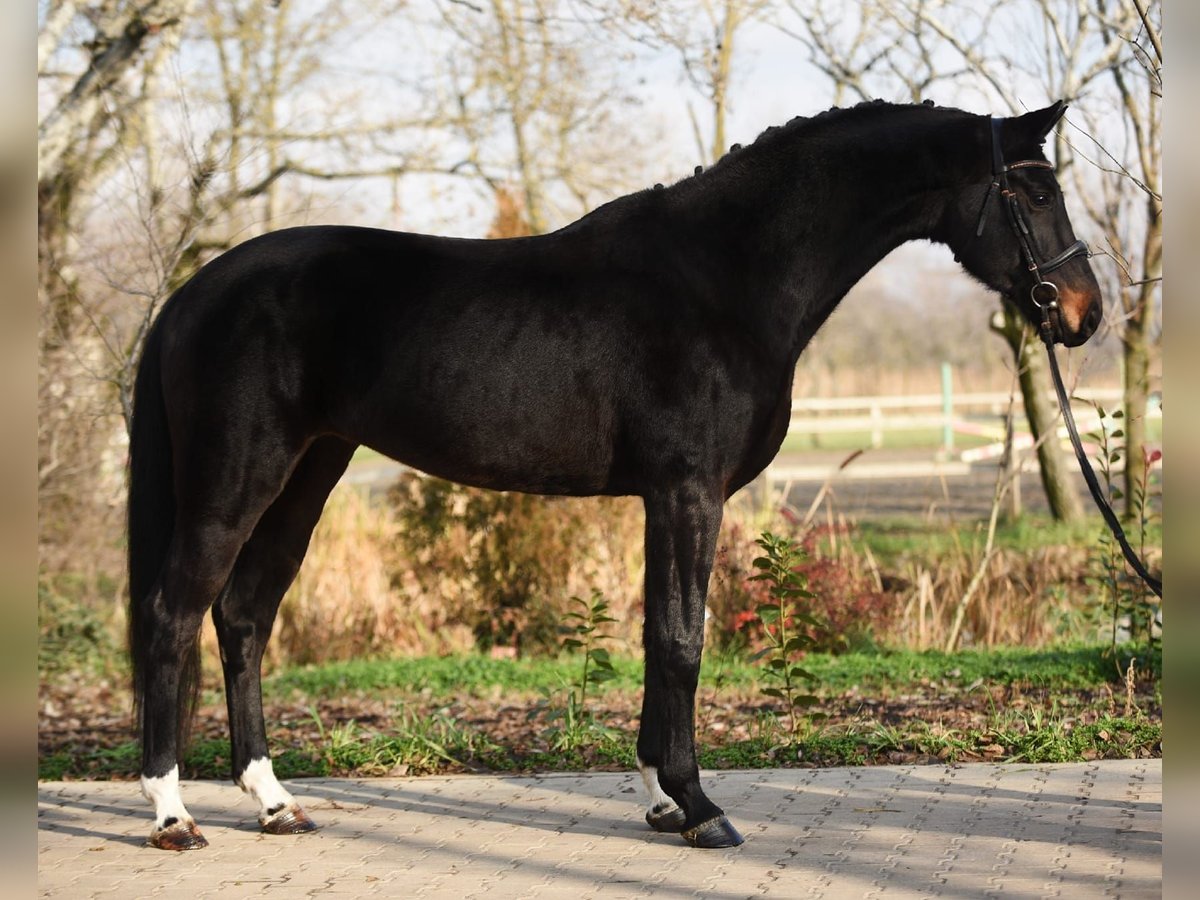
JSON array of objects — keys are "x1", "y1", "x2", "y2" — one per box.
[
  {"x1": 265, "y1": 484, "x2": 471, "y2": 668},
  {"x1": 38, "y1": 574, "x2": 123, "y2": 675},
  {"x1": 791, "y1": 525, "x2": 895, "y2": 652},
  {"x1": 708, "y1": 519, "x2": 895, "y2": 654},
  {"x1": 390, "y1": 474, "x2": 644, "y2": 655},
  {"x1": 748, "y1": 532, "x2": 822, "y2": 742}
]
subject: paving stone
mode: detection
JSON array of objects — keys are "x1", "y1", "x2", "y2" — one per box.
[{"x1": 38, "y1": 762, "x2": 1161, "y2": 898}]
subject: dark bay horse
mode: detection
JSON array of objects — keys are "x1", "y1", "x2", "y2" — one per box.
[{"x1": 127, "y1": 100, "x2": 1101, "y2": 850}]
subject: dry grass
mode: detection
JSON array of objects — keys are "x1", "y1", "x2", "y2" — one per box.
[
  {"x1": 707, "y1": 499, "x2": 1096, "y2": 655},
  {"x1": 272, "y1": 485, "x2": 473, "y2": 666},
  {"x1": 387, "y1": 475, "x2": 647, "y2": 655},
  {"x1": 198, "y1": 485, "x2": 474, "y2": 675},
  {"x1": 192, "y1": 480, "x2": 1096, "y2": 674},
  {"x1": 196, "y1": 482, "x2": 649, "y2": 673},
  {"x1": 888, "y1": 545, "x2": 1091, "y2": 650}
]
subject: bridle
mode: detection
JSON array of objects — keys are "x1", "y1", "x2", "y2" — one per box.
[
  {"x1": 976, "y1": 116, "x2": 1162, "y2": 599},
  {"x1": 975, "y1": 117, "x2": 1091, "y2": 329}
]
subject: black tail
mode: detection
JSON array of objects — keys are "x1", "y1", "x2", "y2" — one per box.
[{"x1": 127, "y1": 317, "x2": 200, "y2": 757}]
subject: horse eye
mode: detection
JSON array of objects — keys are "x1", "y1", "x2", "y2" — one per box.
[{"x1": 1030, "y1": 192, "x2": 1052, "y2": 208}]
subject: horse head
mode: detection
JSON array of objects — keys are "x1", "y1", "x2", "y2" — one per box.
[{"x1": 946, "y1": 101, "x2": 1103, "y2": 347}]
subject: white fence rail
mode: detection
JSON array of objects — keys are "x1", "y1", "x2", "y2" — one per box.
[{"x1": 787, "y1": 387, "x2": 1160, "y2": 453}]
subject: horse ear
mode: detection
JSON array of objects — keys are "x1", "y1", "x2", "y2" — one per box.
[{"x1": 1011, "y1": 101, "x2": 1068, "y2": 145}]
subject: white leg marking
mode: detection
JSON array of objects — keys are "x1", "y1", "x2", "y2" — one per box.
[
  {"x1": 140, "y1": 765, "x2": 193, "y2": 828},
  {"x1": 238, "y1": 757, "x2": 297, "y2": 822},
  {"x1": 637, "y1": 756, "x2": 677, "y2": 813}
]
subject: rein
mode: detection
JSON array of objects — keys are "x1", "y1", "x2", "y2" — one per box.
[
  {"x1": 1037, "y1": 311, "x2": 1163, "y2": 598},
  {"x1": 979, "y1": 117, "x2": 1163, "y2": 599}
]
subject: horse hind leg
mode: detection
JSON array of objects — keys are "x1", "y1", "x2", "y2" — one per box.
[
  {"x1": 639, "y1": 759, "x2": 687, "y2": 833},
  {"x1": 137, "y1": 434, "x2": 311, "y2": 850},
  {"x1": 212, "y1": 436, "x2": 355, "y2": 835},
  {"x1": 138, "y1": 514, "x2": 271, "y2": 850}
]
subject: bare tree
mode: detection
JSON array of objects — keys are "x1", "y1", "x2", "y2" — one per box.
[
  {"x1": 776, "y1": 0, "x2": 1080, "y2": 520},
  {"x1": 38, "y1": 1, "x2": 195, "y2": 338},
  {"x1": 430, "y1": 0, "x2": 647, "y2": 233},
  {"x1": 779, "y1": 0, "x2": 1160, "y2": 523},
  {"x1": 36, "y1": 0, "x2": 456, "y2": 580},
  {"x1": 1069, "y1": 0, "x2": 1160, "y2": 517},
  {"x1": 628, "y1": 0, "x2": 774, "y2": 166},
  {"x1": 38, "y1": 2, "x2": 201, "y2": 578},
  {"x1": 40, "y1": 0, "x2": 448, "y2": 429},
  {"x1": 990, "y1": 299, "x2": 1084, "y2": 520},
  {"x1": 36, "y1": 0, "x2": 654, "y2": 590},
  {"x1": 38, "y1": 1, "x2": 195, "y2": 184},
  {"x1": 778, "y1": 0, "x2": 975, "y2": 105}
]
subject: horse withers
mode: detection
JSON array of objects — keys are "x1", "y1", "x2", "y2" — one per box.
[{"x1": 127, "y1": 100, "x2": 1101, "y2": 850}]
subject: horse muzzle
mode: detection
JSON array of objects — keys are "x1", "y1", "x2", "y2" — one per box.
[{"x1": 1038, "y1": 282, "x2": 1101, "y2": 347}]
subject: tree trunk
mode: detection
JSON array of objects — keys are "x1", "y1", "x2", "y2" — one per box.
[
  {"x1": 1121, "y1": 291, "x2": 1152, "y2": 518},
  {"x1": 995, "y1": 302, "x2": 1084, "y2": 522},
  {"x1": 1121, "y1": 182, "x2": 1161, "y2": 518},
  {"x1": 709, "y1": 5, "x2": 737, "y2": 164}
]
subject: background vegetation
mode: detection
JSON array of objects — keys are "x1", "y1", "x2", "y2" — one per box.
[
  {"x1": 38, "y1": 1, "x2": 1162, "y2": 779},
  {"x1": 39, "y1": 477, "x2": 1162, "y2": 781}
]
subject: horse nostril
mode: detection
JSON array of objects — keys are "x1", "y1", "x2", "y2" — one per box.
[{"x1": 1084, "y1": 302, "x2": 1102, "y2": 334}]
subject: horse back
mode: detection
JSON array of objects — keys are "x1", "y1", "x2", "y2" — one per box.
[{"x1": 159, "y1": 224, "x2": 785, "y2": 497}]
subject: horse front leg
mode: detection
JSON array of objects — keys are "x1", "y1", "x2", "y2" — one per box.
[{"x1": 637, "y1": 484, "x2": 744, "y2": 848}]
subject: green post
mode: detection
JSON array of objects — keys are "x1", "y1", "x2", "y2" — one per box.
[{"x1": 941, "y1": 362, "x2": 954, "y2": 454}]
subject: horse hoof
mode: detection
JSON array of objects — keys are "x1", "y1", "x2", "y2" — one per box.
[
  {"x1": 261, "y1": 803, "x2": 316, "y2": 835},
  {"x1": 148, "y1": 819, "x2": 208, "y2": 851},
  {"x1": 681, "y1": 816, "x2": 744, "y2": 849},
  {"x1": 646, "y1": 802, "x2": 687, "y2": 833}
]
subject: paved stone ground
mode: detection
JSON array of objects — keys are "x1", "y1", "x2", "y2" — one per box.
[{"x1": 38, "y1": 760, "x2": 1161, "y2": 898}]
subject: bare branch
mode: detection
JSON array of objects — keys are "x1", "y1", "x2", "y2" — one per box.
[
  {"x1": 37, "y1": 0, "x2": 81, "y2": 75},
  {"x1": 1130, "y1": 0, "x2": 1162, "y2": 64},
  {"x1": 38, "y1": 1, "x2": 195, "y2": 182}
]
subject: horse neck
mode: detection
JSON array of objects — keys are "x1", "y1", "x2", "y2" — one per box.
[{"x1": 680, "y1": 111, "x2": 975, "y2": 365}]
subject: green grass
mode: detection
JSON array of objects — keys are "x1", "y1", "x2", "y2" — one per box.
[
  {"x1": 779, "y1": 429, "x2": 994, "y2": 453},
  {"x1": 41, "y1": 713, "x2": 1158, "y2": 781},
  {"x1": 797, "y1": 644, "x2": 1160, "y2": 691},
  {"x1": 305, "y1": 712, "x2": 514, "y2": 776},
  {"x1": 264, "y1": 653, "x2": 647, "y2": 700},
  {"x1": 38, "y1": 577, "x2": 124, "y2": 677},
  {"x1": 790, "y1": 714, "x2": 1160, "y2": 767},
  {"x1": 41, "y1": 644, "x2": 1160, "y2": 781},
  {"x1": 852, "y1": 514, "x2": 1161, "y2": 566},
  {"x1": 263, "y1": 643, "x2": 1159, "y2": 705}
]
